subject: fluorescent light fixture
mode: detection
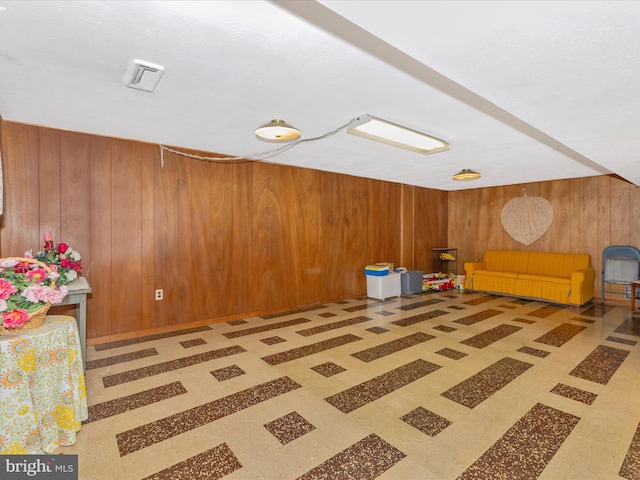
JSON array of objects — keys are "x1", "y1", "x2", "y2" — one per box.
[
  {"x1": 347, "y1": 114, "x2": 449, "y2": 155},
  {"x1": 453, "y1": 169, "x2": 481, "y2": 181},
  {"x1": 255, "y1": 119, "x2": 301, "y2": 143}
]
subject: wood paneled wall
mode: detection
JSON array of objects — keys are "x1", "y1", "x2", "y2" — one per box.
[
  {"x1": 0, "y1": 121, "x2": 446, "y2": 340},
  {"x1": 448, "y1": 177, "x2": 640, "y2": 302}
]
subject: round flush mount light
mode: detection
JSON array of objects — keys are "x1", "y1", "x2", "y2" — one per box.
[
  {"x1": 254, "y1": 119, "x2": 302, "y2": 143},
  {"x1": 453, "y1": 169, "x2": 481, "y2": 181}
]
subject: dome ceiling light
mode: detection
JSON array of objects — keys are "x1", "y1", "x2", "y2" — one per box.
[
  {"x1": 453, "y1": 169, "x2": 481, "y2": 181},
  {"x1": 254, "y1": 119, "x2": 302, "y2": 143}
]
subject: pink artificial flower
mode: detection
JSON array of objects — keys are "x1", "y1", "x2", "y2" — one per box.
[
  {"x1": 27, "y1": 268, "x2": 47, "y2": 284},
  {"x1": 46, "y1": 285, "x2": 68, "y2": 304},
  {"x1": 2, "y1": 309, "x2": 29, "y2": 328},
  {"x1": 58, "y1": 243, "x2": 69, "y2": 254},
  {"x1": 0, "y1": 278, "x2": 17, "y2": 300},
  {"x1": 14, "y1": 262, "x2": 28, "y2": 274},
  {"x1": 21, "y1": 284, "x2": 50, "y2": 303},
  {"x1": 44, "y1": 233, "x2": 54, "y2": 250},
  {"x1": 22, "y1": 284, "x2": 68, "y2": 305},
  {"x1": 0, "y1": 259, "x2": 18, "y2": 269}
]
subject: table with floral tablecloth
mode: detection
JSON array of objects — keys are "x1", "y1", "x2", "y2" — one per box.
[{"x1": 0, "y1": 315, "x2": 88, "y2": 454}]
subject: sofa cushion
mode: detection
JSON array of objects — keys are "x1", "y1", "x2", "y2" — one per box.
[
  {"x1": 525, "y1": 252, "x2": 591, "y2": 278},
  {"x1": 475, "y1": 270, "x2": 518, "y2": 279},
  {"x1": 483, "y1": 250, "x2": 530, "y2": 274},
  {"x1": 517, "y1": 273, "x2": 571, "y2": 286}
]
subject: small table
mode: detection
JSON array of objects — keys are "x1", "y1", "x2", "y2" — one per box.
[
  {"x1": 0, "y1": 316, "x2": 88, "y2": 454},
  {"x1": 632, "y1": 281, "x2": 640, "y2": 311},
  {"x1": 57, "y1": 277, "x2": 91, "y2": 368}
]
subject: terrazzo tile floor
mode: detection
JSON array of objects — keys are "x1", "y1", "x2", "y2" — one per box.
[{"x1": 64, "y1": 291, "x2": 640, "y2": 479}]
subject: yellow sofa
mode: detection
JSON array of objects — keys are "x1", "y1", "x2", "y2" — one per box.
[{"x1": 463, "y1": 250, "x2": 596, "y2": 306}]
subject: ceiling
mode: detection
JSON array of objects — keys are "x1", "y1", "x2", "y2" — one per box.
[{"x1": 0, "y1": 0, "x2": 638, "y2": 191}]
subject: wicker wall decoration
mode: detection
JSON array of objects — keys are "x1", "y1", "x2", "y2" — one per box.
[{"x1": 501, "y1": 189, "x2": 554, "y2": 246}]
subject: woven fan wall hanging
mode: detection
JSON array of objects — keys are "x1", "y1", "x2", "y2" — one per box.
[{"x1": 501, "y1": 189, "x2": 554, "y2": 246}]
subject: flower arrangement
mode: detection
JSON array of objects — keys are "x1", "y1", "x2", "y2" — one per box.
[
  {"x1": 27, "y1": 233, "x2": 82, "y2": 286},
  {"x1": 0, "y1": 257, "x2": 69, "y2": 330}
]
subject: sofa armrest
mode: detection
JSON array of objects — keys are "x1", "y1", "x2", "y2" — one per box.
[
  {"x1": 463, "y1": 261, "x2": 486, "y2": 290},
  {"x1": 569, "y1": 268, "x2": 596, "y2": 305}
]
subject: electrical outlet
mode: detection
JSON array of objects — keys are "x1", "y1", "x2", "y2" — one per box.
[{"x1": 155, "y1": 289, "x2": 163, "y2": 301}]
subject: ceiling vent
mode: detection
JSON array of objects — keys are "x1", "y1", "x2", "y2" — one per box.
[{"x1": 126, "y1": 59, "x2": 164, "y2": 92}]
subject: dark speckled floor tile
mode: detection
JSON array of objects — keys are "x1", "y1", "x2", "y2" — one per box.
[
  {"x1": 366, "y1": 326, "x2": 389, "y2": 334},
  {"x1": 460, "y1": 324, "x2": 522, "y2": 349},
  {"x1": 513, "y1": 317, "x2": 536, "y2": 324},
  {"x1": 116, "y1": 376, "x2": 301, "y2": 456},
  {"x1": 85, "y1": 381, "x2": 187, "y2": 424},
  {"x1": 606, "y1": 336, "x2": 638, "y2": 346},
  {"x1": 85, "y1": 347, "x2": 158, "y2": 370},
  {"x1": 448, "y1": 305, "x2": 466, "y2": 310},
  {"x1": 311, "y1": 362, "x2": 346, "y2": 377},
  {"x1": 436, "y1": 348, "x2": 468, "y2": 360},
  {"x1": 526, "y1": 305, "x2": 565, "y2": 318},
  {"x1": 581, "y1": 304, "x2": 615, "y2": 318},
  {"x1": 571, "y1": 316, "x2": 595, "y2": 324},
  {"x1": 325, "y1": 359, "x2": 441, "y2": 413},
  {"x1": 264, "y1": 411, "x2": 316, "y2": 445},
  {"x1": 511, "y1": 298, "x2": 534, "y2": 305},
  {"x1": 397, "y1": 298, "x2": 444, "y2": 311},
  {"x1": 550, "y1": 383, "x2": 597, "y2": 404},
  {"x1": 401, "y1": 406, "x2": 452, "y2": 436},
  {"x1": 453, "y1": 309, "x2": 503, "y2": 326},
  {"x1": 441, "y1": 357, "x2": 533, "y2": 408},
  {"x1": 318, "y1": 312, "x2": 336, "y2": 318},
  {"x1": 296, "y1": 316, "x2": 373, "y2": 336},
  {"x1": 458, "y1": 403, "x2": 580, "y2": 479},
  {"x1": 227, "y1": 319, "x2": 247, "y2": 326},
  {"x1": 94, "y1": 326, "x2": 213, "y2": 351},
  {"x1": 433, "y1": 325, "x2": 457, "y2": 332},
  {"x1": 517, "y1": 346, "x2": 551, "y2": 358},
  {"x1": 179, "y1": 338, "x2": 206, "y2": 348},
  {"x1": 374, "y1": 310, "x2": 394, "y2": 316},
  {"x1": 351, "y1": 332, "x2": 435, "y2": 362},
  {"x1": 262, "y1": 334, "x2": 362, "y2": 366},
  {"x1": 391, "y1": 309, "x2": 449, "y2": 326},
  {"x1": 261, "y1": 305, "x2": 328, "y2": 319},
  {"x1": 297, "y1": 434, "x2": 405, "y2": 480},
  {"x1": 619, "y1": 421, "x2": 640, "y2": 480},
  {"x1": 210, "y1": 365, "x2": 245, "y2": 382},
  {"x1": 223, "y1": 318, "x2": 311, "y2": 338},
  {"x1": 615, "y1": 318, "x2": 640, "y2": 337},
  {"x1": 534, "y1": 323, "x2": 587, "y2": 347},
  {"x1": 463, "y1": 295, "x2": 496, "y2": 306},
  {"x1": 103, "y1": 346, "x2": 246, "y2": 387},
  {"x1": 570, "y1": 345, "x2": 630, "y2": 384},
  {"x1": 261, "y1": 336, "x2": 286, "y2": 345},
  {"x1": 141, "y1": 443, "x2": 242, "y2": 480}
]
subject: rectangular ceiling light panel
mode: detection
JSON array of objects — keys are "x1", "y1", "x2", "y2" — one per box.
[{"x1": 347, "y1": 114, "x2": 449, "y2": 155}]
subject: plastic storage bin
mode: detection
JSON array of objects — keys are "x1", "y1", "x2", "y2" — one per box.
[{"x1": 401, "y1": 270, "x2": 424, "y2": 294}]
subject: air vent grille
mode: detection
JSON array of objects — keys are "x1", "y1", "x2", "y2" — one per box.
[{"x1": 126, "y1": 59, "x2": 164, "y2": 92}]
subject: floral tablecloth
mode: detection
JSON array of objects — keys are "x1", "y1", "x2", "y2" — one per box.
[{"x1": 0, "y1": 315, "x2": 88, "y2": 454}]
